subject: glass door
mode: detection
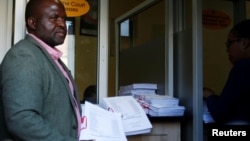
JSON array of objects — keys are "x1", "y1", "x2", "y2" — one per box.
[{"x1": 115, "y1": 0, "x2": 171, "y2": 96}]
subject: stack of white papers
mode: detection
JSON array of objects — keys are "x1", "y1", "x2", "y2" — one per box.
[
  {"x1": 142, "y1": 94, "x2": 179, "y2": 106},
  {"x1": 80, "y1": 102, "x2": 127, "y2": 141},
  {"x1": 118, "y1": 83, "x2": 157, "y2": 96},
  {"x1": 135, "y1": 94, "x2": 185, "y2": 117},
  {"x1": 148, "y1": 104, "x2": 185, "y2": 116},
  {"x1": 119, "y1": 83, "x2": 157, "y2": 91},
  {"x1": 119, "y1": 89, "x2": 156, "y2": 96},
  {"x1": 100, "y1": 96, "x2": 153, "y2": 136}
]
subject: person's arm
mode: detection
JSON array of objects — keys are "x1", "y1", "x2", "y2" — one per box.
[
  {"x1": 203, "y1": 87, "x2": 216, "y2": 99},
  {"x1": 205, "y1": 60, "x2": 250, "y2": 122}
]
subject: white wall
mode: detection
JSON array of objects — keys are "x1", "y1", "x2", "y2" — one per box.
[
  {"x1": 0, "y1": 0, "x2": 27, "y2": 63},
  {"x1": 0, "y1": 0, "x2": 13, "y2": 62},
  {"x1": 13, "y1": 0, "x2": 27, "y2": 44}
]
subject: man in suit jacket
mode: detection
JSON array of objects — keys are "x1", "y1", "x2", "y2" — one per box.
[{"x1": 0, "y1": 0, "x2": 82, "y2": 140}]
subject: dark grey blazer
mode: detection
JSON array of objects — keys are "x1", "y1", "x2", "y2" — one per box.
[{"x1": 0, "y1": 35, "x2": 81, "y2": 141}]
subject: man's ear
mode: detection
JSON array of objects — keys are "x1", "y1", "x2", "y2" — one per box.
[{"x1": 27, "y1": 17, "x2": 36, "y2": 30}]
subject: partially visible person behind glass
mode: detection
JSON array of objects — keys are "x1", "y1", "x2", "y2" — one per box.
[
  {"x1": 81, "y1": 85, "x2": 97, "y2": 104},
  {"x1": 203, "y1": 19, "x2": 250, "y2": 125}
]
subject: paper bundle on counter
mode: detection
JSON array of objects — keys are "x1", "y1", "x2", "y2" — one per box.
[
  {"x1": 140, "y1": 94, "x2": 179, "y2": 106},
  {"x1": 118, "y1": 83, "x2": 157, "y2": 97},
  {"x1": 118, "y1": 83, "x2": 185, "y2": 117},
  {"x1": 149, "y1": 104, "x2": 185, "y2": 117},
  {"x1": 118, "y1": 89, "x2": 156, "y2": 96},
  {"x1": 119, "y1": 83, "x2": 157, "y2": 91},
  {"x1": 135, "y1": 94, "x2": 185, "y2": 117}
]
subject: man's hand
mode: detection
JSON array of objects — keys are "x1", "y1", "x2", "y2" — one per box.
[{"x1": 203, "y1": 87, "x2": 215, "y2": 98}]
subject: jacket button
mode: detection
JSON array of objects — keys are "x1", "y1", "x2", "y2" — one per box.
[{"x1": 72, "y1": 125, "x2": 77, "y2": 129}]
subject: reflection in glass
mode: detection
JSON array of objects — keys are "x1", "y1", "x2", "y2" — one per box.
[
  {"x1": 57, "y1": 20, "x2": 75, "y2": 77},
  {"x1": 120, "y1": 19, "x2": 130, "y2": 37},
  {"x1": 117, "y1": 0, "x2": 166, "y2": 95}
]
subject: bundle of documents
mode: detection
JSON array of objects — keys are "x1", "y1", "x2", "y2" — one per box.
[
  {"x1": 80, "y1": 95, "x2": 152, "y2": 140},
  {"x1": 80, "y1": 102, "x2": 127, "y2": 141},
  {"x1": 119, "y1": 83, "x2": 157, "y2": 91},
  {"x1": 137, "y1": 94, "x2": 179, "y2": 106},
  {"x1": 119, "y1": 89, "x2": 156, "y2": 96},
  {"x1": 118, "y1": 83, "x2": 157, "y2": 96},
  {"x1": 148, "y1": 104, "x2": 185, "y2": 116},
  {"x1": 135, "y1": 94, "x2": 185, "y2": 117},
  {"x1": 99, "y1": 96, "x2": 153, "y2": 136}
]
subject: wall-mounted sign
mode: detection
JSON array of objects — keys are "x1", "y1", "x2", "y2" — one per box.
[
  {"x1": 202, "y1": 9, "x2": 231, "y2": 30},
  {"x1": 61, "y1": 0, "x2": 90, "y2": 17}
]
